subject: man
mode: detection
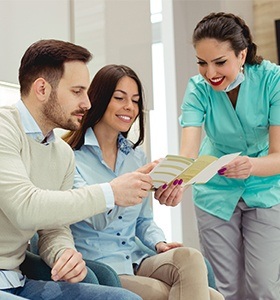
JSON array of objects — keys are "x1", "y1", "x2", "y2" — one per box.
[{"x1": 0, "y1": 39, "x2": 154, "y2": 299}]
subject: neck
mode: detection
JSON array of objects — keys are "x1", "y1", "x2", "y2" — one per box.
[
  {"x1": 93, "y1": 125, "x2": 119, "y2": 171},
  {"x1": 227, "y1": 85, "x2": 240, "y2": 109},
  {"x1": 93, "y1": 124, "x2": 119, "y2": 153},
  {"x1": 22, "y1": 98, "x2": 53, "y2": 136}
]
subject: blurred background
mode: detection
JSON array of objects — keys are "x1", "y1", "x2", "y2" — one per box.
[{"x1": 1, "y1": 0, "x2": 279, "y2": 249}]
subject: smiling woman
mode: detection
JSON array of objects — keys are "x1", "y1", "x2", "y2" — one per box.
[
  {"x1": 63, "y1": 64, "x2": 222, "y2": 300},
  {"x1": 179, "y1": 11, "x2": 280, "y2": 300}
]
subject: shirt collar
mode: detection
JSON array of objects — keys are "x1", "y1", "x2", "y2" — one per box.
[
  {"x1": 15, "y1": 100, "x2": 55, "y2": 144},
  {"x1": 84, "y1": 127, "x2": 132, "y2": 155}
]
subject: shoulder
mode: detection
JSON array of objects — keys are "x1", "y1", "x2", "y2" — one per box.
[
  {"x1": 246, "y1": 60, "x2": 280, "y2": 80},
  {"x1": 0, "y1": 105, "x2": 21, "y2": 125},
  {"x1": 0, "y1": 106, "x2": 24, "y2": 139},
  {"x1": 132, "y1": 145, "x2": 146, "y2": 160},
  {"x1": 52, "y1": 135, "x2": 75, "y2": 164},
  {"x1": 54, "y1": 135, "x2": 74, "y2": 152},
  {"x1": 126, "y1": 145, "x2": 147, "y2": 168},
  {"x1": 187, "y1": 74, "x2": 209, "y2": 92},
  {"x1": 184, "y1": 74, "x2": 213, "y2": 104}
]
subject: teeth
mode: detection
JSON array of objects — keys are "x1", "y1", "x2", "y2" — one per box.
[
  {"x1": 211, "y1": 78, "x2": 223, "y2": 82},
  {"x1": 118, "y1": 115, "x2": 131, "y2": 120}
]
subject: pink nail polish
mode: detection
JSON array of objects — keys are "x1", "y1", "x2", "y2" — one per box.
[
  {"x1": 178, "y1": 179, "x2": 183, "y2": 185},
  {"x1": 162, "y1": 183, "x2": 167, "y2": 189}
]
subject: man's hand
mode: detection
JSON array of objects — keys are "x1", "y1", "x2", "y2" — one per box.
[
  {"x1": 51, "y1": 248, "x2": 87, "y2": 283},
  {"x1": 154, "y1": 180, "x2": 184, "y2": 206},
  {"x1": 155, "y1": 241, "x2": 184, "y2": 253},
  {"x1": 110, "y1": 172, "x2": 153, "y2": 206},
  {"x1": 136, "y1": 160, "x2": 160, "y2": 174}
]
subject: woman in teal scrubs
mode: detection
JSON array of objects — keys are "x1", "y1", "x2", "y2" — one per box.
[{"x1": 179, "y1": 12, "x2": 280, "y2": 300}]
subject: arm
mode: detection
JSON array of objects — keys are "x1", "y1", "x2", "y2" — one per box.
[
  {"x1": 0, "y1": 119, "x2": 151, "y2": 230},
  {"x1": 0, "y1": 118, "x2": 108, "y2": 229},
  {"x1": 136, "y1": 199, "x2": 184, "y2": 253},
  {"x1": 135, "y1": 198, "x2": 166, "y2": 251},
  {"x1": 222, "y1": 125, "x2": 280, "y2": 178},
  {"x1": 180, "y1": 126, "x2": 202, "y2": 159},
  {"x1": 37, "y1": 152, "x2": 88, "y2": 283},
  {"x1": 38, "y1": 227, "x2": 88, "y2": 283}
]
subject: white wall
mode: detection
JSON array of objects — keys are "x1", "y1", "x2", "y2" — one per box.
[{"x1": 0, "y1": 0, "x2": 71, "y2": 85}]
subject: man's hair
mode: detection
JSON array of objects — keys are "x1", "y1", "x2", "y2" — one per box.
[{"x1": 18, "y1": 39, "x2": 92, "y2": 96}]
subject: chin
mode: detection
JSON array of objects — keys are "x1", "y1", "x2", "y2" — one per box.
[{"x1": 211, "y1": 85, "x2": 224, "y2": 91}]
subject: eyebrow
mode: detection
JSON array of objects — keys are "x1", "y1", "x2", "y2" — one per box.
[
  {"x1": 71, "y1": 85, "x2": 88, "y2": 90},
  {"x1": 114, "y1": 89, "x2": 139, "y2": 97},
  {"x1": 196, "y1": 56, "x2": 226, "y2": 62}
]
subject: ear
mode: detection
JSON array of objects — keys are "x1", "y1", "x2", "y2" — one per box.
[
  {"x1": 240, "y1": 48, "x2": 248, "y2": 65},
  {"x1": 32, "y1": 78, "x2": 51, "y2": 102}
]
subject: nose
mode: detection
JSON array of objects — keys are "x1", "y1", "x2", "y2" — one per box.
[
  {"x1": 80, "y1": 93, "x2": 91, "y2": 110},
  {"x1": 124, "y1": 99, "x2": 134, "y2": 110},
  {"x1": 205, "y1": 65, "x2": 216, "y2": 79}
]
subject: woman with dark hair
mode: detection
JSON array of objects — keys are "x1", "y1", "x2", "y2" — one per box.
[
  {"x1": 179, "y1": 12, "x2": 280, "y2": 299},
  {"x1": 65, "y1": 64, "x2": 224, "y2": 300}
]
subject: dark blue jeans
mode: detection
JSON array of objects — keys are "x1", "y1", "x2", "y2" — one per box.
[{"x1": 2, "y1": 278, "x2": 142, "y2": 300}]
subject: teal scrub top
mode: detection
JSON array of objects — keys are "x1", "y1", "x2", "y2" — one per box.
[{"x1": 179, "y1": 60, "x2": 280, "y2": 221}]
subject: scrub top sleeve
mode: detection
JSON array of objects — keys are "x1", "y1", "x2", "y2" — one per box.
[
  {"x1": 269, "y1": 69, "x2": 280, "y2": 125},
  {"x1": 179, "y1": 78, "x2": 207, "y2": 127}
]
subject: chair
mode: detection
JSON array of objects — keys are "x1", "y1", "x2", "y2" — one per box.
[
  {"x1": 21, "y1": 234, "x2": 216, "y2": 289},
  {"x1": 20, "y1": 233, "x2": 121, "y2": 287}
]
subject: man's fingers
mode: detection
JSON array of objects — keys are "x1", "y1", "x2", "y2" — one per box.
[
  {"x1": 51, "y1": 249, "x2": 74, "y2": 279},
  {"x1": 51, "y1": 249, "x2": 85, "y2": 282},
  {"x1": 110, "y1": 172, "x2": 153, "y2": 206}
]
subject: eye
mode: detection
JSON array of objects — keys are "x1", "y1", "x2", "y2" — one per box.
[
  {"x1": 132, "y1": 98, "x2": 140, "y2": 104},
  {"x1": 114, "y1": 96, "x2": 123, "y2": 101},
  {"x1": 73, "y1": 89, "x2": 82, "y2": 95},
  {"x1": 197, "y1": 61, "x2": 206, "y2": 66},
  {"x1": 216, "y1": 60, "x2": 227, "y2": 66}
]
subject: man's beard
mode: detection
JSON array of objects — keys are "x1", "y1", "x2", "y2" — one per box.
[{"x1": 43, "y1": 90, "x2": 83, "y2": 131}]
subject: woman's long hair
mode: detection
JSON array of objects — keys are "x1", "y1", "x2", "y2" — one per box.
[{"x1": 64, "y1": 64, "x2": 145, "y2": 150}]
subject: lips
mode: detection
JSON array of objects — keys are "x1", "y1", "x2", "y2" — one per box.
[{"x1": 209, "y1": 77, "x2": 224, "y2": 86}]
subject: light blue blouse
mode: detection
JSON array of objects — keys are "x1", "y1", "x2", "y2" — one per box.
[
  {"x1": 71, "y1": 128, "x2": 165, "y2": 275},
  {"x1": 179, "y1": 60, "x2": 280, "y2": 221}
]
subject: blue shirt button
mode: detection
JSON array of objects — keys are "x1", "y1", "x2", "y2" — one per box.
[
  {"x1": 118, "y1": 216, "x2": 123, "y2": 219},
  {"x1": 126, "y1": 255, "x2": 129, "y2": 259},
  {"x1": 117, "y1": 233, "x2": 120, "y2": 236},
  {"x1": 122, "y1": 241, "x2": 126, "y2": 245}
]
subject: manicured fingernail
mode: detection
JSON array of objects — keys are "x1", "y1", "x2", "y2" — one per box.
[
  {"x1": 162, "y1": 183, "x2": 167, "y2": 189},
  {"x1": 218, "y1": 168, "x2": 226, "y2": 175},
  {"x1": 178, "y1": 179, "x2": 183, "y2": 185},
  {"x1": 173, "y1": 179, "x2": 179, "y2": 185}
]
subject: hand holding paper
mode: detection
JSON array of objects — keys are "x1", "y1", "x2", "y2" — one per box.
[{"x1": 149, "y1": 152, "x2": 241, "y2": 189}]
